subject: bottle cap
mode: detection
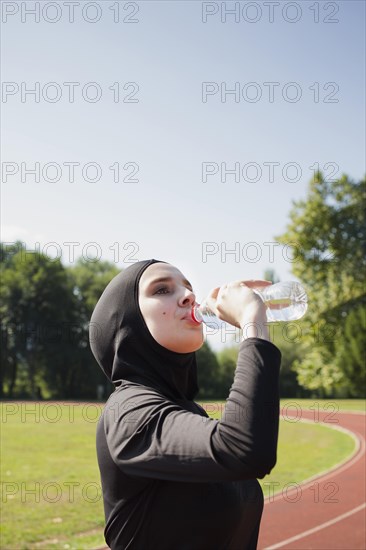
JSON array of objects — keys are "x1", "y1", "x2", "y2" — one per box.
[{"x1": 190, "y1": 305, "x2": 203, "y2": 324}]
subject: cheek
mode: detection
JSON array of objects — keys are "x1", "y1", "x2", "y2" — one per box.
[
  {"x1": 143, "y1": 306, "x2": 172, "y2": 337},
  {"x1": 143, "y1": 302, "x2": 169, "y2": 320}
]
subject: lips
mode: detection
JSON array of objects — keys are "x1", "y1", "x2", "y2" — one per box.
[
  {"x1": 181, "y1": 311, "x2": 201, "y2": 325},
  {"x1": 181, "y1": 313, "x2": 192, "y2": 321}
]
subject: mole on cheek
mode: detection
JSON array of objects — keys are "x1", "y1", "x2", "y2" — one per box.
[{"x1": 162, "y1": 312, "x2": 166, "y2": 315}]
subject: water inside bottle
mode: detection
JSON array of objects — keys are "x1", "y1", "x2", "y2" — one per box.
[
  {"x1": 257, "y1": 282, "x2": 308, "y2": 322},
  {"x1": 193, "y1": 281, "x2": 308, "y2": 326}
]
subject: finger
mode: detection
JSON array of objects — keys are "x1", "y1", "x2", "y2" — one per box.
[
  {"x1": 207, "y1": 286, "x2": 221, "y2": 299},
  {"x1": 203, "y1": 287, "x2": 221, "y2": 310},
  {"x1": 204, "y1": 293, "x2": 220, "y2": 313}
]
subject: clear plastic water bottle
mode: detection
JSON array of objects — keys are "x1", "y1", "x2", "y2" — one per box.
[{"x1": 191, "y1": 281, "x2": 308, "y2": 328}]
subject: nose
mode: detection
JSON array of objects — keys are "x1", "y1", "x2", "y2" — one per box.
[{"x1": 179, "y1": 287, "x2": 196, "y2": 308}]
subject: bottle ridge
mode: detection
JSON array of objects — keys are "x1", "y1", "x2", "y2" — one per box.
[{"x1": 191, "y1": 281, "x2": 308, "y2": 328}]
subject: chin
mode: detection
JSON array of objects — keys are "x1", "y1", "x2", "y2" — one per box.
[
  {"x1": 180, "y1": 335, "x2": 204, "y2": 353},
  {"x1": 164, "y1": 336, "x2": 204, "y2": 354}
]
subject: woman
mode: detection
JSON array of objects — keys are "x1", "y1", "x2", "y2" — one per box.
[{"x1": 89, "y1": 259, "x2": 281, "y2": 550}]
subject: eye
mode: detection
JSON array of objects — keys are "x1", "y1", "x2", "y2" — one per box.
[{"x1": 154, "y1": 286, "x2": 170, "y2": 295}]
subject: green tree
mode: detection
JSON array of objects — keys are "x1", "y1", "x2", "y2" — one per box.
[
  {"x1": 0, "y1": 246, "x2": 77, "y2": 398},
  {"x1": 216, "y1": 345, "x2": 238, "y2": 397},
  {"x1": 275, "y1": 171, "x2": 366, "y2": 395},
  {"x1": 215, "y1": 326, "x2": 309, "y2": 399},
  {"x1": 270, "y1": 323, "x2": 311, "y2": 398},
  {"x1": 0, "y1": 243, "x2": 121, "y2": 399},
  {"x1": 196, "y1": 341, "x2": 221, "y2": 399},
  {"x1": 334, "y1": 303, "x2": 366, "y2": 397},
  {"x1": 0, "y1": 240, "x2": 26, "y2": 268},
  {"x1": 66, "y1": 259, "x2": 120, "y2": 398},
  {"x1": 67, "y1": 258, "x2": 120, "y2": 316}
]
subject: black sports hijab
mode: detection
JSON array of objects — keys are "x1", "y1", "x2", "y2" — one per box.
[{"x1": 89, "y1": 259, "x2": 199, "y2": 402}]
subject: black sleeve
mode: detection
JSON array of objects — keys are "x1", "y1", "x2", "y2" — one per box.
[{"x1": 103, "y1": 337, "x2": 281, "y2": 483}]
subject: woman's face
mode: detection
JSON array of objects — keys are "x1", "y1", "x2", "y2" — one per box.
[{"x1": 138, "y1": 263, "x2": 204, "y2": 353}]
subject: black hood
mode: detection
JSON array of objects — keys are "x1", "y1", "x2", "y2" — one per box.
[{"x1": 89, "y1": 259, "x2": 199, "y2": 401}]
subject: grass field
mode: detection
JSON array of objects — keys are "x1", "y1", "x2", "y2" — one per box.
[
  {"x1": 1, "y1": 399, "x2": 363, "y2": 549},
  {"x1": 280, "y1": 398, "x2": 366, "y2": 412}
]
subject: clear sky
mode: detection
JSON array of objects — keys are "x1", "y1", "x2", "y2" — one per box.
[{"x1": 1, "y1": 0, "x2": 365, "y2": 349}]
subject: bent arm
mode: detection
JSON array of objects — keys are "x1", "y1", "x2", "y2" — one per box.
[{"x1": 104, "y1": 337, "x2": 281, "y2": 483}]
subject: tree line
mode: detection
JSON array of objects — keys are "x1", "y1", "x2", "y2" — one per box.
[{"x1": 1, "y1": 171, "x2": 364, "y2": 399}]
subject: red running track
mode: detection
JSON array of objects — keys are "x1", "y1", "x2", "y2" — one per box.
[{"x1": 258, "y1": 408, "x2": 366, "y2": 550}]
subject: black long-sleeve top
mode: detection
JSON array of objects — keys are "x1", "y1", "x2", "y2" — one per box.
[{"x1": 96, "y1": 337, "x2": 281, "y2": 549}]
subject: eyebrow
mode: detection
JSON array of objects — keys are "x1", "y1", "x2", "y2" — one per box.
[{"x1": 147, "y1": 276, "x2": 193, "y2": 291}]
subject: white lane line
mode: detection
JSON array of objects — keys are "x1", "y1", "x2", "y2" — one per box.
[
  {"x1": 264, "y1": 417, "x2": 365, "y2": 504},
  {"x1": 263, "y1": 502, "x2": 366, "y2": 550}
]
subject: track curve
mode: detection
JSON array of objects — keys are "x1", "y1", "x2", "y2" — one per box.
[{"x1": 258, "y1": 408, "x2": 366, "y2": 550}]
